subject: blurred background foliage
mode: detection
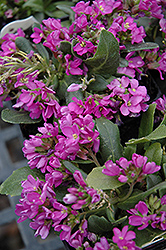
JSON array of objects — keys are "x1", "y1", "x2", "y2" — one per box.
[{"x1": 0, "y1": 0, "x2": 83, "y2": 30}]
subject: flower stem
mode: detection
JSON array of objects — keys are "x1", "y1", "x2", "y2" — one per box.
[
  {"x1": 110, "y1": 182, "x2": 134, "y2": 205},
  {"x1": 87, "y1": 148, "x2": 101, "y2": 167}
]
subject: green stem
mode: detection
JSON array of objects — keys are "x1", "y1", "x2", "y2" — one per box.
[
  {"x1": 87, "y1": 148, "x2": 101, "y2": 167},
  {"x1": 110, "y1": 182, "x2": 134, "y2": 205}
]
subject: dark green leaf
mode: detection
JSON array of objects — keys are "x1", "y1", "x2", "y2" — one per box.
[
  {"x1": 126, "y1": 125, "x2": 166, "y2": 145},
  {"x1": 23, "y1": 0, "x2": 44, "y2": 12},
  {"x1": 84, "y1": 30, "x2": 119, "y2": 77},
  {"x1": 134, "y1": 226, "x2": 165, "y2": 247},
  {"x1": 144, "y1": 142, "x2": 162, "y2": 165},
  {"x1": 65, "y1": 89, "x2": 83, "y2": 105},
  {"x1": 119, "y1": 57, "x2": 128, "y2": 67},
  {"x1": 0, "y1": 166, "x2": 44, "y2": 196},
  {"x1": 35, "y1": 43, "x2": 49, "y2": 62},
  {"x1": 162, "y1": 163, "x2": 166, "y2": 179},
  {"x1": 88, "y1": 215, "x2": 113, "y2": 234},
  {"x1": 96, "y1": 117, "x2": 123, "y2": 162},
  {"x1": 59, "y1": 41, "x2": 72, "y2": 55},
  {"x1": 57, "y1": 74, "x2": 81, "y2": 100},
  {"x1": 86, "y1": 166, "x2": 124, "y2": 190},
  {"x1": 117, "y1": 181, "x2": 166, "y2": 210},
  {"x1": 1, "y1": 108, "x2": 42, "y2": 124},
  {"x1": 123, "y1": 42, "x2": 159, "y2": 52},
  {"x1": 146, "y1": 175, "x2": 162, "y2": 189},
  {"x1": 15, "y1": 37, "x2": 34, "y2": 54},
  {"x1": 54, "y1": 185, "x2": 68, "y2": 202},
  {"x1": 87, "y1": 75, "x2": 115, "y2": 92},
  {"x1": 56, "y1": 5, "x2": 75, "y2": 21},
  {"x1": 62, "y1": 160, "x2": 87, "y2": 179},
  {"x1": 138, "y1": 103, "x2": 156, "y2": 138},
  {"x1": 123, "y1": 145, "x2": 137, "y2": 160}
]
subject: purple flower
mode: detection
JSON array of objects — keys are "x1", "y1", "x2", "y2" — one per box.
[
  {"x1": 151, "y1": 211, "x2": 166, "y2": 230},
  {"x1": 93, "y1": 236, "x2": 110, "y2": 250},
  {"x1": 63, "y1": 194, "x2": 78, "y2": 204},
  {"x1": 31, "y1": 24, "x2": 45, "y2": 43},
  {"x1": 142, "y1": 162, "x2": 161, "y2": 175},
  {"x1": 67, "y1": 83, "x2": 82, "y2": 92},
  {"x1": 161, "y1": 195, "x2": 166, "y2": 205},
  {"x1": 113, "y1": 225, "x2": 137, "y2": 250},
  {"x1": 30, "y1": 211, "x2": 52, "y2": 239},
  {"x1": 102, "y1": 160, "x2": 120, "y2": 176},
  {"x1": 21, "y1": 175, "x2": 40, "y2": 193},
  {"x1": 120, "y1": 94, "x2": 143, "y2": 116},
  {"x1": 68, "y1": 97, "x2": 84, "y2": 114},
  {"x1": 128, "y1": 201, "x2": 151, "y2": 230},
  {"x1": 65, "y1": 54, "x2": 83, "y2": 76},
  {"x1": 73, "y1": 36, "x2": 96, "y2": 56},
  {"x1": 73, "y1": 170, "x2": 87, "y2": 188}
]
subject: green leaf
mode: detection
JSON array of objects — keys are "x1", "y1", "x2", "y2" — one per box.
[
  {"x1": 134, "y1": 226, "x2": 165, "y2": 247},
  {"x1": 146, "y1": 175, "x2": 162, "y2": 189},
  {"x1": 119, "y1": 57, "x2": 128, "y2": 67},
  {"x1": 23, "y1": 0, "x2": 44, "y2": 12},
  {"x1": 96, "y1": 117, "x2": 123, "y2": 162},
  {"x1": 87, "y1": 75, "x2": 115, "y2": 92},
  {"x1": 163, "y1": 163, "x2": 166, "y2": 179},
  {"x1": 35, "y1": 43, "x2": 49, "y2": 62},
  {"x1": 138, "y1": 103, "x2": 156, "y2": 138},
  {"x1": 117, "y1": 181, "x2": 166, "y2": 210},
  {"x1": 126, "y1": 125, "x2": 166, "y2": 145},
  {"x1": 144, "y1": 142, "x2": 162, "y2": 165},
  {"x1": 1, "y1": 108, "x2": 42, "y2": 124},
  {"x1": 54, "y1": 185, "x2": 68, "y2": 202},
  {"x1": 62, "y1": 160, "x2": 87, "y2": 179},
  {"x1": 0, "y1": 166, "x2": 45, "y2": 196},
  {"x1": 59, "y1": 41, "x2": 72, "y2": 55},
  {"x1": 84, "y1": 30, "x2": 119, "y2": 78},
  {"x1": 137, "y1": 103, "x2": 156, "y2": 153},
  {"x1": 123, "y1": 144, "x2": 137, "y2": 160},
  {"x1": 65, "y1": 89, "x2": 83, "y2": 105},
  {"x1": 123, "y1": 42, "x2": 159, "y2": 52},
  {"x1": 88, "y1": 215, "x2": 113, "y2": 234},
  {"x1": 57, "y1": 74, "x2": 81, "y2": 100},
  {"x1": 106, "y1": 207, "x2": 127, "y2": 225},
  {"x1": 86, "y1": 166, "x2": 124, "y2": 190},
  {"x1": 56, "y1": 5, "x2": 75, "y2": 21},
  {"x1": 15, "y1": 37, "x2": 34, "y2": 54}
]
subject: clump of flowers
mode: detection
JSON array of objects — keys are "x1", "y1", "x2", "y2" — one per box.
[
  {"x1": 1, "y1": 0, "x2": 166, "y2": 250},
  {"x1": 128, "y1": 195, "x2": 166, "y2": 231},
  {"x1": 102, "y1": 153, "x2": 161, "y2": 184}
]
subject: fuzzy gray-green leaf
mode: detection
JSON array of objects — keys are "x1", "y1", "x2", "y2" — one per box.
[
  {"x1": 1, "y1": 108, "x2": 42, "y2": 124},
  {"x1": 0, "y1": 167, "x2": 45, "y2": 196},
  {"x1": 84, "y1": 30, "x2": 119, "y2": 77}
]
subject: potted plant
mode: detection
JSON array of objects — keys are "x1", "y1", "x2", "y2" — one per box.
[{"x1": 0, "y1": 1, "x2": 166, "y2": 249}]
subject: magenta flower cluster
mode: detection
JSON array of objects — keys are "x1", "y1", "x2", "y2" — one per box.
[
  {"x1": 128, "y1": 197, "x2": 166, "y2": 231},
  {"x1": 102, "y1": 153, "x2": 161, "y2": 183},
  {"x1": 68, "y1": 76, "x2": 150, "y2": 121},
  {"x1": 15, "y1": 171, "x2": 101, "y2": 245},
  {"x1": 23, "y1": 112, "x2": 99, "y2": 173},
  {"x1": 112, "y1": 225, "x2": 141, "y2": 250}
]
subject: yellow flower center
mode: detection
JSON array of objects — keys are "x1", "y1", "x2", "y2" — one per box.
[
  {"x1": 99, "y1": 5, "x2": 104, "y2": 11},
  {"x1": 80, "y1": 41, "x2": 86, "y2": 47},
  {"x1": 127, "y1": 101, "x2": 131, "y2": 106},
  {"x1": 124, "y1": 22, "x2": 130, "y2": 29},
  {"x1": 73, "y1": 134, "x2": 78, "y2": 139}
]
